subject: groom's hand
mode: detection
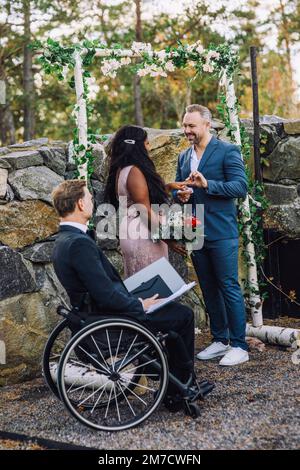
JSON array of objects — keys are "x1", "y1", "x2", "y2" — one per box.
[
  {"x1": 185, "y1": 171, "x2": 208, "y2": 189},
  {"x1": 139, "y1": 294, "x2": 161, "y2": 311}
]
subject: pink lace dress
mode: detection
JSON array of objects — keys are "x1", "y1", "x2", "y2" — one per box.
[{"x1": 117, "y1": 165, "x2": 168, "y2": 278}]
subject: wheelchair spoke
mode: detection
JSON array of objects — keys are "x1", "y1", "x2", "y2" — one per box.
[
  {"x1": 105, "y1": 329, "x2": 115, "y2": 371},
  {"x1": 78, "y1": 381, "x2": 111, "y2": 407},
  {"x1": 78, "y1": 344, "x2": 110, "y2": 374},
  {"x1": 104, "y1": 385, "x2": 114, "y2": 419},
  {"x1": 117, "y1": 344, "x2": 151, "y2": 373},
  {"x1": 121, "y1": 383, "x2": 148, "y2": 406},
  {"x1": 90, "y1": 383, "x2": 107, "y2": 414},
  {"x1": 122, "y1": 358, "x2": 157, "y2": 375},
  {"x1": 67, "y1": 358, "x2": 105, "y2": 375},
  {"x1": 120, "y1": 377, "x2": 155, "y2": 393},
  {"x1": 113, "y1": 329, "x2": 123, "y2": 370},
  {"x1": 113, "y1": 383, "x2": 121, "y2": 422},
  {"x1": 68, "y1": 379, "x2": 98, "y2": 394},
  {"x1": 90, "y1": 335, "x2": 111, "y2": 373},
  {"x1": 116, "y1": 380, "x2": 136, "y2": 417},
  {"x1": 117, "y1": 334, "x2": 138, "y2": 372}
]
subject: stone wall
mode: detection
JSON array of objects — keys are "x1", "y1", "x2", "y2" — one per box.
[
  {"x1": 0, "y1": 117, "x2": 299, "y2": 385},
  {"x1": 243, "y1": 117, "x2": 300, "y2": 239}
]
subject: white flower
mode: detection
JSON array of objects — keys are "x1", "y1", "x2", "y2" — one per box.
[
  {"x1": 101, "y1": 58, "x2": 123, "y2": 77},
  {"x1": 196, "y1": 44, "x2": 204, "y2": 55},
  {"x1": 203, "y1": 62, "x2": 214, "y2": 73},
  {"x1": 120, "y1": 57, "x2": 131, "y2": 65},
  {"x1": 157, "y1": 50, "x2": 167, "y2": 61},
  {"x1": 206, "y1": 50, "x2": 220, "y2": 60},
  {"x1": 131, "y1": 41, "x2": 152, "y2": 55},
  {"x1": 165, "y1": 60, "x2": 175, "y2": 72},
  {"x1": 137, "y1": 63, "x2": 168, "y2": 78},
  {"x1": 137, "y1": 68, "x2": 147, "y2": 77},
  {"x1": 187, "y1": 44, "x2": 195, "y2": 53}
]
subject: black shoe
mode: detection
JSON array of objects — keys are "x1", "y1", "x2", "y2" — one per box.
[{"x1": 163, "y1": 394, "x2": 185, "y2": 412}]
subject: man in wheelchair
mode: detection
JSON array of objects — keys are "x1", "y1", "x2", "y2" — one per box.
[{"x1": 51, "y1": 180, "x2": 214, "y2": 414}]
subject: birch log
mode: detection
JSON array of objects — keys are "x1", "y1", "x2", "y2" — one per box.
[
  {"x1": 222, "y1": 71, "x2": 263, "y2": 327},
  {"x1": 50, "y1": 362, "x2": 113, "y2": 389},
  {"x1": 74, "y1": 50, "x2": 88, "y2": 179},
  {"x1": 246, "y1": 323, "x2": 300, "y2": 348},
  {"x1": 50, "y1": 362, "x2": 135, "y2": 390}
]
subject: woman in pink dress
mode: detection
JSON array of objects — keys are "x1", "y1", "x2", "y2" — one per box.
[{"x1": 104, "y1": 125, "x2": 186, "y2": 278}]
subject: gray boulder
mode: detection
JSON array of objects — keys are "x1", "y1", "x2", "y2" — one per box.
[
  {"x1": 8, "y1": 138, "x2": 49, "y2": 149},
  {"x1": 264, "y1": 183, "x2": 299, "y2": 205},
  {"x1": 39, "y1": 146, "x2": 67, "y2": 176},
  {"x1": 263, "y1": 137, "x2": 300, "y2": 183},
  {"x1": 1, "y1": 150, "x2": 43, "y2": 169},
  {"x1": 0, "y1": 157, "x2": 11, "y2": 169},
  {"x1": 8, "y1": 166, "x2": 63, "y2": 204},
  {"x1": 0, "y1": 246, "x2": 37, "y2": 301},
  {"x1": 264, "y1": 201, "x2": 300, "y2": 238},
  {"x1": 21, "y1": 241, "x2": 54, "y2": 263},
  {"x1": 0, "y1": 147, "x2": 10, "y2": 156}
]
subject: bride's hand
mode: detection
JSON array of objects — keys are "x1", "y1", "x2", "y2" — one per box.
[{"x1": 165, "y1": 181, "x2": 188, "y2": 192}]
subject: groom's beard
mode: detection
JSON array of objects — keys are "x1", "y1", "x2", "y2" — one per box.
[{"x1": 185, "y1": 133, "x2": 201, "y2": 145}]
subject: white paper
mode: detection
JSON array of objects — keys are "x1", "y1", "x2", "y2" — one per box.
[{"x1": 145, "y1": 282, "x2": 196, "y2": 314}]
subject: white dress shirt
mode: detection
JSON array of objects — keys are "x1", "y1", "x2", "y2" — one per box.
[
  {"x1": 60, "y1": 222, "x2": 88, "y2": 233},
  {"x1": 190, "y1": 146, "x2": 201, "y2": 172}
]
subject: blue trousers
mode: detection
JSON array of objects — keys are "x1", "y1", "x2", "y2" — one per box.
[{"x1": 191, "y1": 238, "x2": 248, "y2": 351}]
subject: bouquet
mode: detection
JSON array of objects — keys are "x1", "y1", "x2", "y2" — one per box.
[{"x1": 152, "y1": 208, "x2": 203, "y2": 255}]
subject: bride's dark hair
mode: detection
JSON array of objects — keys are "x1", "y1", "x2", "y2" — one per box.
[{"x1": 104, "y1": 125, "x2": 169, "y2": 208}]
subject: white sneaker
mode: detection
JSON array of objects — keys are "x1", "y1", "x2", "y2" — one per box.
[
  {"x1": 196, "y1": 342, "x2": 231, "y2": 360},
  {"x1": 219, "y1": 347, "x2": 249, "y2": 366}
]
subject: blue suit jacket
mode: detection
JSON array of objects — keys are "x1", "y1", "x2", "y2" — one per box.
[{"x1": 173, "y1": 136, "x2": 248, "y2": 242}]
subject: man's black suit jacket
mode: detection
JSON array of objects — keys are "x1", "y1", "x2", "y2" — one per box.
[{"x1": 52, "y1": 225, "x2": 146, "y2": 322}]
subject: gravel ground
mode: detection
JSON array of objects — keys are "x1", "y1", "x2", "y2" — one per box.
[{"x1": 1, "y1": 318, "x2": 300, "y2": 450}]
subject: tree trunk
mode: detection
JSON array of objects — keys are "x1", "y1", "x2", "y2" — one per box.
[
  {"x1": 278, "y1": 0, "x2": 296, "y2": 115},
  {"x1": 134, "y1": 75, "x2": 144, "y2": 126},
  {"x1": 0, "y1": 104, "x2": 16, "y2": 146},
  {"x1": 23, "y1": 0, "x2": 35, "y2": 141},
  {"x1": 133, "y1": 0, "x2": 144, "y2": 126}
]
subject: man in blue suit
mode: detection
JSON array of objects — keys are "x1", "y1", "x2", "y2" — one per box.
[{"x1": 174, "y1": 104, "x2": 249, "y2": 366}]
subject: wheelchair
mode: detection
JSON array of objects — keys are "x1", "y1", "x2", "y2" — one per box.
[{"x1": 43, "y1": 305, "x2": 214, "y2": 432}]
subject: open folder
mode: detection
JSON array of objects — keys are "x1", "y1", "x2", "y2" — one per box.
[{"x1": 123, "y1": 257, "x2": 196, "y2": 314}]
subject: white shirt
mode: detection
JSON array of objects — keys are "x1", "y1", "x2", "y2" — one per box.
[
  {"x1": 60, "y1": 222, "x2": 88, "y2": 233},
  {"x1": 190, "y1": 146, "x2": 201, "y2": 172}
]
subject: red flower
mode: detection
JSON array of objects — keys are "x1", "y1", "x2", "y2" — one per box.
[{"x1": 184, "y1": 216, "x2": 201, "y2": 229}]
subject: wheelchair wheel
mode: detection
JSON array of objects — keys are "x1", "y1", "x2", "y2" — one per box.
[
  {"x1": 43, "y1": 319, "x2": 72, "y2": 398},
  {"x1": 57, "y1": 319, "x2": 169, "y2": 431}
]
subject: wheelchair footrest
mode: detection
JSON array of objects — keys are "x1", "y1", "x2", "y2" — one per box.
[{"x1": 184, "y1": 380, "x2": 215, "y2": 402}]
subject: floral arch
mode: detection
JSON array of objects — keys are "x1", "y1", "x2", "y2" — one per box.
[{"x1": 32, "y1": 38, "x2": 263, "y2": 329}]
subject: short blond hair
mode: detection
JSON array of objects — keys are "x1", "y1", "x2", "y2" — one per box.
[
  {"x1": 185, "y1": 104, "x2": 212, "y2": 123},
  {"x1": 52, "y1": 180, "x2": 87, "y2": 217}
]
